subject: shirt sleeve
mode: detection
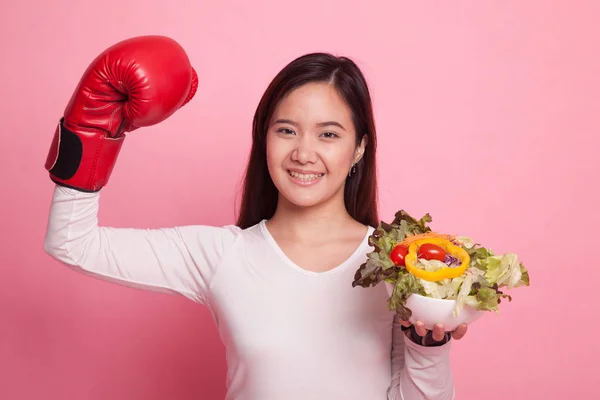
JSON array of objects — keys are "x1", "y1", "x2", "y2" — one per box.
[
  {"x1": 387, "y1": 315, "x2": 455, "y2": 400},
  {"x1": 43, "y1": 185, "x2": 240, "y2": 305}
]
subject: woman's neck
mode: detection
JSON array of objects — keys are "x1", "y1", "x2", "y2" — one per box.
[{"x1": 267, "y1": 195, "x2": 359, "y2": 242}]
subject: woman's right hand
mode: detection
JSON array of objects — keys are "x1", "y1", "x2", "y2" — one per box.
[{"x1": 45, "y1": 35, "x2": 197, "y2": 192}]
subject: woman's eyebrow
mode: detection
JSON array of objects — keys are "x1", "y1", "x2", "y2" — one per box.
[
  {"x1": 272, "y1": 119, "x2": 298, "y2": 127},
  {"x1": 315, "y1": 121, "x2": 345, "y2": 130},
  {"x1": 272, "y1": 119, "x2": 346, "y2": 131}
]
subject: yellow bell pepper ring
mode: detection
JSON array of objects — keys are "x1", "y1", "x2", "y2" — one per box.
[{"x1": 404, "y1": 238, "x2": 470, "y2": 282}]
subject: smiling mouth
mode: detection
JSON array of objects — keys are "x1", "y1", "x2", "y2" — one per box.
[{"x1": 288, "y1": 170, "x2": 325, "y2": 182}]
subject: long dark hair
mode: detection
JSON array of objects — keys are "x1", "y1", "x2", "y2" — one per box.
[{"x1": 236, "y1": 52, "x2": 379, "y2": 229}]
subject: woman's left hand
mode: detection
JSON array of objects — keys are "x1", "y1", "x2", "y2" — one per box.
[{"x1": 399, "y1": 319, "x2": 468, "y2": 345}]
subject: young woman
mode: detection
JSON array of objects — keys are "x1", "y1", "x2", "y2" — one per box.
[{"x1": 44, "y1": 35, "x2": 467, "y2": 400}]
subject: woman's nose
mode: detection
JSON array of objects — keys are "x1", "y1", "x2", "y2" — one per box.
[{"x1": 291, "y1": 137, "x2": 318, "y2": 164}]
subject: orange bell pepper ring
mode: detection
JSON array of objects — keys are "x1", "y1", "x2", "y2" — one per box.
[{"x1": 404, "y1": 237, "x2": 470, "y2": 282}]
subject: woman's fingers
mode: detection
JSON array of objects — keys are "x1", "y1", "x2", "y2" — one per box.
[
  {"x1": 414, "y1": 321, "x2": 428, "y2": 337},
  {"x1": 452, "y1": 324, "x2": 468, "y2": 340},
  {"x1": 432, "y1": 324, "x2": 446, "y2": 341},
  {"x1": 400, "y1": 319, "x2": 468, "y2": 342},
  {"x1": 398, "y1": 319, "x2": 412, "y2": 328}
]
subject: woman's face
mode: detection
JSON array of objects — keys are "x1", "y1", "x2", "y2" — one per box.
[{"x1": 266, "y1": 82, "x2": 366, "y2": 210}]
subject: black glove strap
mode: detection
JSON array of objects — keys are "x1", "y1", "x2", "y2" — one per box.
[{"x1": 48, "y1": 118, "x2": 83, "y2": 181}]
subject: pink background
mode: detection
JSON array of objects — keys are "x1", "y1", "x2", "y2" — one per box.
[{"x1": 1, "y1": 1, "x2": 598, "y2": 399}]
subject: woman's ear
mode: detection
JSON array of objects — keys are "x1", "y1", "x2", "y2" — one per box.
[{"x1": 354, "y1": 134, "x2": 368, "y2": 164}]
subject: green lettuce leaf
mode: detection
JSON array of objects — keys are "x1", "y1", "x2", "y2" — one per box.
[
  {"x1": 474, "y1": 287, "x2": 501, "y2": 311},
  {"x1": 482, "y1": 253, "x2": 524, "y2": 289},
  {"x1": 388, "y1": 272, "x2": 425, "y2": 320},
  {"x1": 518, "y1": 263, "x2": 530, "y2": 287}
]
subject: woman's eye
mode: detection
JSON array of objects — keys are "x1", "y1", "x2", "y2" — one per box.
[
  {"x1": 277, "y1": 128, "x2": 295, "y2": 135},
  {"x1": 321, "y1": 131, "x2": 339, "y2": 139}
]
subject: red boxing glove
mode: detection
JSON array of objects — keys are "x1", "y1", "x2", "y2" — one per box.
[{"x1": 45, "y1": 35, "x2": 198, "y2": 192}]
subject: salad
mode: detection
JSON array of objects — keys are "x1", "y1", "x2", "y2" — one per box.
[{"x1": 352, "y1": 210, "x2": 530, "y2": 321}]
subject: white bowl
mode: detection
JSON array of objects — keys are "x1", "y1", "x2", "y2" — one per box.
[{"x1": 385, "y1": 283, "x2": 485, "y2": 331}]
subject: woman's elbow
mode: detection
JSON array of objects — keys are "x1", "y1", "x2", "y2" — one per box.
[{"x1": 43, "y1": 229, "x2": 71, "y2": 264}]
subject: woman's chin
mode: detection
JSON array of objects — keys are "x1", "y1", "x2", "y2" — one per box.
[
  {"x1": 283, "y1": 194, "x2": 324, "y2": 209},
  {"x1": 278, "y1": 187, "x2": 329, "y2": 209}
]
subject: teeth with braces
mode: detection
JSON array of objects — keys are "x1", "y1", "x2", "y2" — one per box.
[{"x1": 289, "y1": 171, "x2": 324, "y2": 181}]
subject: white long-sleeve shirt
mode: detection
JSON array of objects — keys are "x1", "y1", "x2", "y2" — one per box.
[{"x1": 43, "y1": 185, "x2": 454, "y2": 400}]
